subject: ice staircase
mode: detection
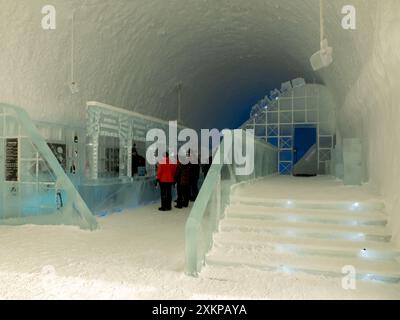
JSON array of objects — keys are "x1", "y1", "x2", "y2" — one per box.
[{"x1": 205, "y1": 194, "x2": 400, "y2": 284}]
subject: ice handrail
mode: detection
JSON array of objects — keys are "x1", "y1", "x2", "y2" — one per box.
[
  {"x1": 0, "y1": 103, "x2": 97, "y2": 230},
  {"x1": 185, "y1": 136, "x2": 230, "y2": 276},
  {"x1": 185, "y1": 131, "x2": 278, "y2": 276}
]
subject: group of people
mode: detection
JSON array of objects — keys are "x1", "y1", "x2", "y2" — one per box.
[{"x1": 156, "y1": 152, "x2": 201, "y2": 211}]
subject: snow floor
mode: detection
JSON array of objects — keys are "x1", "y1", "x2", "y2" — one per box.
[{"x1": 0, "y1": 178, "x2": 399, "y2": 299}]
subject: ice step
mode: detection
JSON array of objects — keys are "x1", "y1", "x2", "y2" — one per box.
[
  {"x1": 227, "y1": 204, "x2": 387, "y2": 227},
  {"x1": 206, "y1": 246, "x2": 400, "y2": 283},
  {"x1": 230, "y1": 195, "x2": 385, "y2": 213},
  {"x1": 213, "y1": 232, "x2": 400, "y2": 261},
  {"x1": 220, "y1": 218, "x2": 392, "y2": 242}
]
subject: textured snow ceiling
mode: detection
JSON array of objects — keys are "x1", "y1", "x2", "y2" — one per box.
[
  {"x1": 2, "y1": 0, "x2": 400, "y2": 242},
  {"x1": 0, "y1": 0, "x2": 370, "y2": 130}
]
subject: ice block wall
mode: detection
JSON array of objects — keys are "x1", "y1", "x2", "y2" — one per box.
[
  {"x1": 1, "y1": 1, "x2": 400, "y2": 243},
  {"x1": 0, "y1": 103, "x2": 97, "y2": 229},
  {"x1": 81, "y1": 101, "x2": 186, "y2": 215}
]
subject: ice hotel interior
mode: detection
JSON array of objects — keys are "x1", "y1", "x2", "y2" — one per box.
[{"x1": 0, "y1": 0, "x2": 400, "y2": 300}]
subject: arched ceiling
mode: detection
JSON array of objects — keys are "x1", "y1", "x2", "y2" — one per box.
[{"x1": 0, "y1": 0, "x2": 376, "y2": 130}]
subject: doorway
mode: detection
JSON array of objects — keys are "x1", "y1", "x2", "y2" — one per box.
[{"x1": 293, "y1": 126, "x2": 317, "y2": 176}]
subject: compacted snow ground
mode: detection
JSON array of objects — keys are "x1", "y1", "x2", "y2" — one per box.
[{"x1": 0, "y1": 198, "x2": 399, "y2": 299}]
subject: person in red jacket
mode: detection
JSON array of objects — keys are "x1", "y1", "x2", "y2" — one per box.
[{"x1": 157, "y1": 152, "x2": 177, "y2": 211}]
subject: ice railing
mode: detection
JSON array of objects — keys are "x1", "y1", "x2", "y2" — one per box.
[
  {"x1": 185, "y1": 130, "x2": 278, "y2": 276},
  {"x1": 0, "y1": 103, "x2": 97, "y2": 229}
]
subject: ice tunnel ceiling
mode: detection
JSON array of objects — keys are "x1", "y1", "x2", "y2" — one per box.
[{"x1": 0, "y1": 0, "x2": 380, "y2": 130}]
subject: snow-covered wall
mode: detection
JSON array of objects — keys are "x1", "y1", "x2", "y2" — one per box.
[
  {"x1": 332, "y1": 2, "x2": 400, "y2": 245},
  {"x1": 1, "y1": 0, "x2": 400, "y2": 243}
]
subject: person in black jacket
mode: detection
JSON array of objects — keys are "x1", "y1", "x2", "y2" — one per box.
[
  {"x1": 189, "y1": 157, "x2": 200, "y2": 201},
  {"x1": 175, "y1": 160, "x2": 191, "y2": 209},
  {"x1": 202, "y1": 155, "x2": 213, "y2": 178},
  {"x1": 132, "y1": 149, "x2": 146, "y2": 176}
]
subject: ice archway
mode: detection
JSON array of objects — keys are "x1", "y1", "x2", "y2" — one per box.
[{"x1": 1, "y1": 0, "x2": 400, "y2": 243}]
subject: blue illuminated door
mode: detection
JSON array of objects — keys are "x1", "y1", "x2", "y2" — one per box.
[{"x1": 293, "y1": 127, "x2": 317, "y2": 165}]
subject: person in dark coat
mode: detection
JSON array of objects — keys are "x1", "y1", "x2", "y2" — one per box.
[
  {"x1": 132, "y1": 149, "x2": 146, "y2": 176},
  {"x1": 175, "y1": 160, "x2": 191, "y2": 209},
  {"x1": 157, "y1": 152, "x2": 177, "y2": 211},
  {"x1": 202, "y1": 155, "x2": 213, "y2": 178},
  {"x1": 189, "y1": 158, "x2": 200, "y2": 201}
]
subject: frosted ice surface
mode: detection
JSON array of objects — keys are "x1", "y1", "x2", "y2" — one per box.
[{"x1": 343, "y1": 139, "x2": 362, "y2": 186}]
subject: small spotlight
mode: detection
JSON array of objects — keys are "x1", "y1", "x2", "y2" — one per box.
[
  {"x1": 279, "y1": 265, "x2": 292, "y2": 274},
  {"x1": 351, "y1": 202, "x2": 361, "y2": 211},
  {"x1": 360, "y1": 248, "x2": 368, "y2": 258}
]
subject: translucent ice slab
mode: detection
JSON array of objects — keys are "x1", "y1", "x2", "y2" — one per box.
[{"x1": 0, "y1": 103, "x2": 97, "y2": 229}]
